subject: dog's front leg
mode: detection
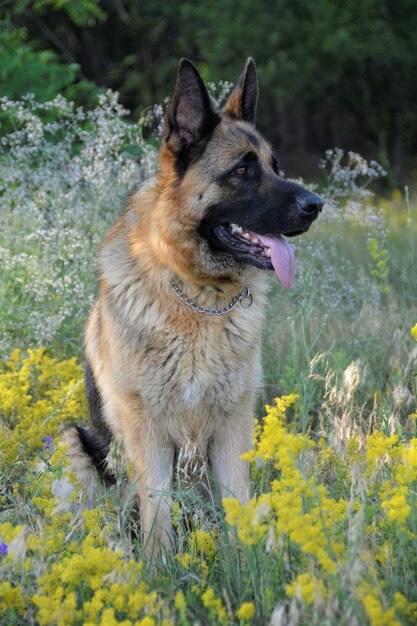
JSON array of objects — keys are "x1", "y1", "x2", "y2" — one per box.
[
  {"x1": 209, "y1": 411, "x2": 253, "y2": 504},
  {"x1": 136, "y1": 436, "x2": 175, "y2": 554},
  {"x1": 115, "y1": 395, "x2": 174, "y2": 551}
]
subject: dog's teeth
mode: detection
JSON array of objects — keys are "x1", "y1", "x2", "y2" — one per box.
[
  {"x1": 242, "y1": 232, "x2": 251, "y2": 240},
  {"x1": 265, "y1": 247, "x2": 271, "y2": 257},
  {"x1": 250, "y1": 236, "x2": 259, "y2": 244},
  {"x1": 230, "y1": 223, "x2": 244, "y2": 235}
]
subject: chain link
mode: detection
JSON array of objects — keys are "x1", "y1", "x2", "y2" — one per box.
[{"x1": 168, "y1": 281, "x2": 253, "y2": 316}]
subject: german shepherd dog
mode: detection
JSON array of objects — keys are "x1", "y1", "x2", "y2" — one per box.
[{"x1": 64, "y1": 58, "x2": 322, "y2": 549}]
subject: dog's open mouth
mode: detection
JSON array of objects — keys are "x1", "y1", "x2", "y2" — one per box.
[{"x1": 213, "y1": 223, "x2": 295, "y2": 288}]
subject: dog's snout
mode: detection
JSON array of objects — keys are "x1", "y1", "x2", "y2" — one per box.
[{"x1": 298, "y1": 192, "x2": 323, "y2": 216}]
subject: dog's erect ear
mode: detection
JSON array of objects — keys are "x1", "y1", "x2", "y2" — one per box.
[
  {"x1": 223, "y1": 58, "x2": 258, "y2": 124},
  {"x1": 164, "y1": 59, "x2": 219, "y2": 155}
]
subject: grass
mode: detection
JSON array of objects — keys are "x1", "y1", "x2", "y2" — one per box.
[
  {"x1": 0, "y1": 96, "x2": 417, "y2": 625},
  {"x1": 263, "y1": 190, "x2": 417, "y2": 432}
]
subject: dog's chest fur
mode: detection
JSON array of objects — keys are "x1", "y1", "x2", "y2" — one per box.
[
  {"x1": 102, "y1": 284, "x2": 265, "y2": 442},
  {"x1": 92, "y1": 235, "x2": 266, "y2": 444}
]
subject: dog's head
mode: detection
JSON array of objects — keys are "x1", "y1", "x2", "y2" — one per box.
[{"x1": 157, "y1": 58, "x2": 323, "y2": 287}]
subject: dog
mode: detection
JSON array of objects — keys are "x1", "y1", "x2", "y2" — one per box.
[{"x1": 63, "y1": 58, "x2": 322, "y2": 549}]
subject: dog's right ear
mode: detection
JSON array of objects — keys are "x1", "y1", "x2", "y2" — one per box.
[{"x1": 163, "y1": 59, "x2": 219, "y2": 157}]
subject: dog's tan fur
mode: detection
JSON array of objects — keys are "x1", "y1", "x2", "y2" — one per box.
[
  {"x1": 85, "y1": 165, "x2": 269, "y2": 543},
  {"x1": 66, "y1": 58, "x2": 321, "y2": 548}
]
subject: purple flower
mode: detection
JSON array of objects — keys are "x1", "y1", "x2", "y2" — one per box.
[
  {"x1": 42, "y1": 435, "x2": 54, "y2": 451},
  {"x1": 0, "y1": 542, "x2": 8, "y2": 557}
]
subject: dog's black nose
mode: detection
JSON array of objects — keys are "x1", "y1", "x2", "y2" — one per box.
[{"x1": 298, "y1": 192, "x2": 323, "y2": 216}]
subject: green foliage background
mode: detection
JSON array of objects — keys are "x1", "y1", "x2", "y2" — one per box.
[{"x1": 2, "y1": 0, "x2": 417, "y2": 183}]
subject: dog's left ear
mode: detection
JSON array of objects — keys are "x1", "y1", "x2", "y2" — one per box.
[
  {"x1": 164, "y1": 59, "x2": 219, "y2": 155},
  {"x1": 223, "y1": 58, "x2": 258, "y2": 124}
]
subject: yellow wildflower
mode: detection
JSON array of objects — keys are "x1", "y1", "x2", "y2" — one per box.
[
  {"x1": 138, "y1": 618, "x2": 156, "y2": 626},
  {"x1": 0, "y1": 582, "x2": 26, "y2": 615},
  {"x1": 394, "y1": 592, "x2": 417, "y2": 622},
  {"x1": 411, "y1": 323, "x2": 417, "y2": 341},
  {"x1": 367, "y1": 237, "x2": 389, "y2": 290},
  {"x1": 237, "y1": 601, "x2": 255, "y2": 621},
  {"x1": 177, "y1": 552, "x2": 192, "y2": 569},
  {"x1": 365, "y1": 430, "x2": 399, "y2": 471},
  {"x1": 362, "y1": 592, "x2": 401, "y2": 626},
  {"x1": 381, "y1": 485, "x2": 410, "y2": 525},
  {"x1": 225, "y1": 396, "x2": 343, "y2": 576},
  {"x1": 395, "y1": 438, "x2": 417, "y2": 485},
  {"x1": 201, "y1": 587, "x2": 228, "y2": 626},
  {"x1": 189, "y1": 529, "x2": 217, "y2": 559},
  {"x1": 223, "y1": 495, "x2": 270, "y2": 545},
  {"x1": 32, "y1": 537, "x2": 160, "y2": 625},
  {"x1": 0, "y1": 522, "x2": 24, "y2": 544},
  {"x1": 174, "y1": 591, "x2": 186, "y2": 612},
  {"x1": 286, "y1": 573, "x2": 326, "y2": 604},
  {"x1": 0, "y1": 348, "x2": 87, "y2": 472}
]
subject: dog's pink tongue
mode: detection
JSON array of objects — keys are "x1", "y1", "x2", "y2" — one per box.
[{"x1": 257, "y1": 235, "x2": 295, "y2": 288}]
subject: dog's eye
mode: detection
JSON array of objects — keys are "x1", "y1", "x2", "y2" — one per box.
[{"x1": 234, "y1": 166, "x2": 247, "y2": 176}]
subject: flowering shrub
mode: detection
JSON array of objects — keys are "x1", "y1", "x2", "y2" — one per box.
[
  {"x1": 318, "y1": 148, "x2": 387, "y2": 202},
  {"x1": 224, "y1": 392, "x2": 417, "y2": 624},
  {"x1": 33, "y1": 541, "x2": 168, "y2": 626},
  {"x1": 1, "y1": 339, "x2": 417, "y2": 624},
  {"x1": 0, "y1": 93, "x2": 158, "y2": 356},
  {"x1": 0, "y1": 347, "x2": 86, "y2": 476}
]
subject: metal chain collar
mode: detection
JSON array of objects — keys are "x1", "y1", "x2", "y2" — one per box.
[{"x1": 168, "y1": 281, "x2": 253, "y2": 316}]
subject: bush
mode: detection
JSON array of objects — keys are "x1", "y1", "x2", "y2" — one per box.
[{"x1": 0, "y1": 93, "x2": 157, "y2": 356}]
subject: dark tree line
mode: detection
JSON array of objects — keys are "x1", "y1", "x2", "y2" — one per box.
[{"x1": 2, "y1": 0, "x2": 417, "y2": 183}]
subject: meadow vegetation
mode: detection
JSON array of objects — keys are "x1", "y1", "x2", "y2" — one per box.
[{"x1": 0, "y1": 95, "x2": 417, "y2": 625}]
